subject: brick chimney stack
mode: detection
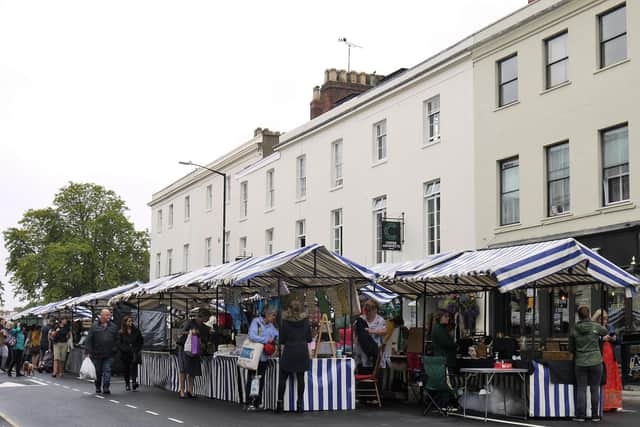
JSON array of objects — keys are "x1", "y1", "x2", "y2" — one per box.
[{"x1": 310, "y1": 68, "x2": 383, "y2": 119}]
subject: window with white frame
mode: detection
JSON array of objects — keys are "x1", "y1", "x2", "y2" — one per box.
[
  {"x1": 295, "y1": 220, "x2": 306, "y2": 248},
  {"x1": 206, "y1": 184, "x2": 213, "y2": 210},
  {"x1": 546, "y1": 143, "x2": 570, "y2": 216},
  {"x1": 224, "y1": 231, "x2": 230, "y2": 263},
  {"x1": 167, "y1": 249, "x2": 173, "y2": 275},
  {"x1": 205, "y1": 237, "x2": 212, "y2": 266},
  {"x1": 602, "y1": 124, "x2": 629, "y2": 205},
  {"x1": 265, "y1": 228, "x2": 274, "y2": 255},
  {"x1": 296, "y1": 155, "x2": 307, "y2": 199},
  {"x1": 424, "y1": 180, "x2": 441, "y2": 255},
  {"x1": 155, "y1": 253, "x2": 161, "y2": 279},
  {"x1": 157, "y1": 209, "x2": 163, "y2": 233},
  {"x1": 500, "y1": 157, "x2": 520, "y2": 225},
  {"x1": 372, "y1": 196, "x2": 387, "y2": 263},
  {"x1": 184, "y1": 196, "x2": 191, "y2": 221},
  {"x1": 373, "y1": 120, "x2": 387, "y2": 162},
  {"x1": 225, "y1": 176, "x2": 231, "y2": 203},
  {"x1": 183, "y1": 243, "x2": 190, "y2": 272},
  {"x1": 168, "y1": 204, "x2": 174, "y2": 228},
  {"x1": 331, "y1": 209, "x2": 343, "y2": 255},
  {"x1": 599, "y1": 4, "x2": 627, "y2": 68},
  {"x1": 266, "y1": 169, "x2": 275, "y2": 209},
  {"x1": 545, "y1": 32, "x2": 569, "y2": 89},
  {"x1": 424, "y1": 96, "x2": 441, "y2": 144},
  {"x1": 239, "y1": 237, "x2": 247, "y2": 257},
  {"x1": 240, "y1": 181, "x2": 248, "y2": 218},
  {"x1": 498, "y1": 54, "x2": 518, "y2": 106},
  {"x1": 331, "y1": 140, "x2": 343, "y2": 187}
]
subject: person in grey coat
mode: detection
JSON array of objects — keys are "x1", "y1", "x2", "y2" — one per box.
[{"x1": 276, "y1": 300, "x2": 311, "y2": 413}]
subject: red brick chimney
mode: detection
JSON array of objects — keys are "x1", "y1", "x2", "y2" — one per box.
[{"x1": 310, "y1": 69, "x2": 383, "y2": 119}]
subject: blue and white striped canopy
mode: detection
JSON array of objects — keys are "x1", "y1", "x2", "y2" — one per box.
[
  {"x1": 361, "y1": 282, "x2": 398, "y2": 304},
  {"x1": 59, "y1": 281, "x2": 143, "y2": 309},
  {"x1": 396, "y1": 238, "x2": 639, "y2": 294}
]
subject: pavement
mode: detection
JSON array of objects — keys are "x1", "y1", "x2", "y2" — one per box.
[{"x1": 0, "y1": 372, "x2": 638, "y2": 427}]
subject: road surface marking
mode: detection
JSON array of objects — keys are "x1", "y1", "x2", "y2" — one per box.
[
  {"x1": 63, "y1": 385, "x2": 70, "y2": 389},
  {"x1": 72, "y1": 388, "x2": 80, "y2": 392},
  {"x1": 54, "y1": 383, "x2": 60, "y2": 386},
  {"x1": 28, "y1": 378, "x2": 48, "y2": 386},
  {"x1": 168, "y1": 418, "x2": 184, "y2": 424},
  {"x1": 125, "y1": 404, "x2": 137, "y2": 409},
  {"x1": 449, "y1": 413, "x2": 547, "y2": 427},
  {"x1": 95, "y1": 395, "x2": 105, "y2": 399},
  {"x1": 0, "y1": 382, "x2": 26, "y2": 388},
  {"x1": 109, "y1": 399, "x2": 119, "y2": 404},
  {"x1": 83, "y1": 392, "x2": 91, "y2": 395},
  {"x1": 145, "y1": 410, "x2": 159, "y2": 416}
]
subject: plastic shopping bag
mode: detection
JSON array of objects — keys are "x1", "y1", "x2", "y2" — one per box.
[{"x1": 79, "y1": 356, "x2": 96, "y2": 380}]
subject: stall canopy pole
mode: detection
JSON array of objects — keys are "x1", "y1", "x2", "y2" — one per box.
[
  {"x1": 532, "y1": 283, "x2": 537, "y2": 360},
  {"x1": 137, "y1": 299, "x2": 141, "y2": 329},
  {"x1": 169, "y1": 294, "x2": 173, "y2": 351},
  {"x1": 349, "y1": 280, "x2": 354, "y2": 356},
  {"x1": 422, "y1": 283, "x2": 427, "y2": 357},
  {"x1": 484, "y1": 290, "x2": 488, "y2": 336},
  {"x1": 277, "y1": 278, "x2": 282, "y2": 357},
  {"x1": 600, "y1": 284, "x2": 605, "y2": 325}
]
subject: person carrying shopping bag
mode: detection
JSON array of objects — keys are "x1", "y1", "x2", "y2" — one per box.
[
  {"x1": 245, "y1": 306, "x2": 279, "y2": 411},
  {"x1": 86, "y1": 309, "x2": 119, "y2": 394}
]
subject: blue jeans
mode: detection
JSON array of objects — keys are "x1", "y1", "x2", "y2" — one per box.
[{"x1": 92, "y1": 357, "x2": 113, "y2": 391}]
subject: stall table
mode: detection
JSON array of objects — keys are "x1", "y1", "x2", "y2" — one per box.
[{"x1": 460, "y1": 367, "x2": 529, "y2": 421}]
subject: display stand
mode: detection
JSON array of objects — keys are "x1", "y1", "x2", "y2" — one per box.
[{"x1": 314, "y1": 314, "x2": 336, "y2": 358}]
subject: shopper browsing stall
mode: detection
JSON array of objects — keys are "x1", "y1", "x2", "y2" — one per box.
[
  {"x1": 178, "y1": 308, "x2": 211, "y2": 399},
  {"x1": 592, "y1": 309, "x2": 623, "y2": 412},
  {"x1": 245, "y1": 305, "x2": 279, "y2": 411},
  {"x1": 353, "y1": 300, "x2": 386, "y2": 374}
]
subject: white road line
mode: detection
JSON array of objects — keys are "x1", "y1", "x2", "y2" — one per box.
[
  {"x1": 62, "y1": 385, "x2": 70, "y2": 389},
  {"x1": 28, "y1": 378, "x2": 48, "y2": 386},
  {"x1": 72, "y1": 388, "x2": 80, "y2": 392},
  {"x1": 145, "y1": 410, "x2": 159, "y2": 416},
  {"x1": 54, "y1": 383, "x2": 60, "y2": 386},
  {"x1": 95, "y1": 395, "x2": 105, "y2": 399},
  {"x1": 167, "y1": 418, "x2": 184, "y2": 424},
  {"x1": 125, "y1": 404, "x2": 137, "y2": 409},
  {"x1": 449, "y1": 413, "x2": 547, "y2": 427},
  {"x1": 83, "y1": 392, "x2": 91, "y2": 395},
  {"x1": 109, "y1": 399, "x2": 119, "y2": 404}
]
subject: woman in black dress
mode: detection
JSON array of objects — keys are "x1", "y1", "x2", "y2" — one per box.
[
  {"x1": 277, "y1": 300, "x2": 311, "y2": 413},
  {"x1": 178, "y1": 308, "x2": 211, "y2": 399},
  {"x1": 118, "y1": 315, "x2": 144, "y2": 391}
]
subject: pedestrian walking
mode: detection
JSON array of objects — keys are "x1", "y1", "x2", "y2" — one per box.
[
  {"x1": 277, "y1": 300, "x2": 311, "y2": 413},
  {"x1": 51, "y1": 318, "x2": 70, "y2": 378},
  {"x1": 570, "y1": 305, "x2": 608, "y2": 422},
  {"x1": 177, "y1": 308, "x2": 211, "y2": 399},
  {"x1": 86, "y1": 309, "x2": 118, "y2": 394},
  {"x1": 7, "y1": 322, "x2": 25, "y2": 377},
  {"x1": 118, "y1": 315, "x2": 144, "y2": 391}
]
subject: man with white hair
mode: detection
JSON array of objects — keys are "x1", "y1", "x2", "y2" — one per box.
[{"x1": 86, "y1": 308, "x2": 118, "y2": 394}]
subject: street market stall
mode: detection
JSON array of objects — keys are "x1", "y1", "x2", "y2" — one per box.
[
  {"x1": 374, "y1": 238, "x2": 639, "y2": 419},
  {"x1": 112, "y1": 244, "x2": 376, "y2": 412}
]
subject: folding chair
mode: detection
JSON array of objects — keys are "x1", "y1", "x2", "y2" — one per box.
[
  {"x1": 355, "y1": 345, "x2": 384, "y2": 408},
  {"x1": 422, "y1": 355, "x2": 457, "y2": 416}
]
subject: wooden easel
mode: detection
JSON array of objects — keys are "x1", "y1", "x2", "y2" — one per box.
[{"x1": 314, "y1": 314, "x2": 337, "y2": 358}]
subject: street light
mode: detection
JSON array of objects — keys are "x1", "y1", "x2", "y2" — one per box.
[{"x1": 179, "y1": 160, "x2": 227, "y2": 264}]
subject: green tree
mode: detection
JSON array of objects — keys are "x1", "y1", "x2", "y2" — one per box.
[{"x1": 3, "y1": 182, "x2": 149, "y2": 303}]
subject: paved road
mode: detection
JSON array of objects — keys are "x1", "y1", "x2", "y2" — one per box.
[{"x1": 0, "y1": 373, "x2": 638, "y2": 427}]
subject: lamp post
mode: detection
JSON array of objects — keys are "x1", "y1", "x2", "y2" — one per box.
[{"x1": 179, "y1": 160, "x2": 227, "y2": 264}]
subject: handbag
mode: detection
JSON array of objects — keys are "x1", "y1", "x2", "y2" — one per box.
[
  {"x1": 237, "y1": 340, "x2": 264, "y2": 371},
  {"x1": 183, "y1": 331, "x2": 193, "y2": 355},
  {"x1": 185, "y1": 332, "x2": 200, "y2": 357}
]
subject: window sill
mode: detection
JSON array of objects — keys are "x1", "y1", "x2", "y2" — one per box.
[
  {"x1": 264, "y1": 208, "x2": 275, "y2": 214},
  {"x1": 371, "y1": 159, "x2": 388, "y2": 168},
  {"x1": 540, "y1": 81, "x2": 571, "y2": 95},
  {"x1": 238, "y1": 217, "x2": 248, "y2": 223},
  {"x1": 494, "y1": 222, "x2": 522, "y2": 233},
  {"x1": 494, "y1": 100, "x2": 520, "y2": 112},
  {"x1": 540, "y1": 212, "x2": 574, "y2": 224},
  {"x1": 184, "y1": 219, "x2": 190, "y2": 223},
  {"x1": 421, "y1": 139, "x2": 441, "y2": 149},
  {"x1": 330, "y1": 185, "x2": 344, "y2": 192},
  {"x1": 596, "y1": 200, "x2": 635, "y2": 214},
  {"x1": 295, "y1": 197, "x2": 307, "y2": 204},
  {"x1": 205, "y1": 208, "x2": 212, "y2": 213},
  {"x1": 594, "y1": 58, "x2": 630, "y2": 75}
]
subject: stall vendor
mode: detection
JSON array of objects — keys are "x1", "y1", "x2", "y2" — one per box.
[
  {"x1": 431, "y1": 310, "x2": 457, "y2": 369},
  {"x1": 354, "y1": 300, "x2": 387, "y2": 374},
  {"x1": 245, "y1": 305, "x2": 279, "y2": 411}
]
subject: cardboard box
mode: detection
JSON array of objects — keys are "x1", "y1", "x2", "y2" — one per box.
[{"x1": 407, "y1": 328, "x2": 424, "y2": 353}]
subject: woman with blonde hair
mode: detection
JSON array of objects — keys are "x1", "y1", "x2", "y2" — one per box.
[
  {"x1": 276, "y1": 299, "x2": 311, "y2": 413},
  {"x1": 592, "y1": 309, "x2": 623, "y2": 412}
]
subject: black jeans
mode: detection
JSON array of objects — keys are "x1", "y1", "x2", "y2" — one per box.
[
  {"x1": 277, "y1": 370, "x2": 305, "y2": 405},
  {"x1": 245, "y1": 361, "x2": 267, "y2": 406},
  {"x1": 8, "y1": 349, "x2": 23, "y2": 375},
  {"x1": 575, "y1": 364, "x2": 603, "y2": 418},
  {"x1": 120, "y1": 353, "x2": 138, "y2": 386}
]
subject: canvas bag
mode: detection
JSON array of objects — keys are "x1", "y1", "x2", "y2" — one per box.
[{"x1": 237, "y1": 340, "x2": 264, "y2": 371}]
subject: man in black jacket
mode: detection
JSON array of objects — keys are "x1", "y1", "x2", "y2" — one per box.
[{"x1": 86, "y1": 308, "x2": 118, "y2": 394}]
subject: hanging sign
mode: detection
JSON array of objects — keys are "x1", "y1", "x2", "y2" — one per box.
[{"x1": 381, "y1": 220, "x2": 402, "y2": 251}]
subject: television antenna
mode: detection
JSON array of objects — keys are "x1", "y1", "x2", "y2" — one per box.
[{"x1": 338, "y1": 37, "x2": 363, "y2": 72}]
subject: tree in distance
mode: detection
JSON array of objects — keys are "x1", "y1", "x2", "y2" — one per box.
[{"x1": 3, "y1": 182, "x2": 149, "y2": 303}]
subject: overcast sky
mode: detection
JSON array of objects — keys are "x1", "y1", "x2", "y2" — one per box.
[{"x1": 0, "y1": 0, "x2": 523, "y2": 309}]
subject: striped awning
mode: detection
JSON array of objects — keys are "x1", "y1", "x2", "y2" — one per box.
[
  {"x1": 360, "y1": 282, "x2": 398, "y2": 304},
  {"x1": 396, "y1": 238, "x2": 639, "y2": 294},
  {"x1": 59, "y1": 281, "x2": 142, "y2": 309}
]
